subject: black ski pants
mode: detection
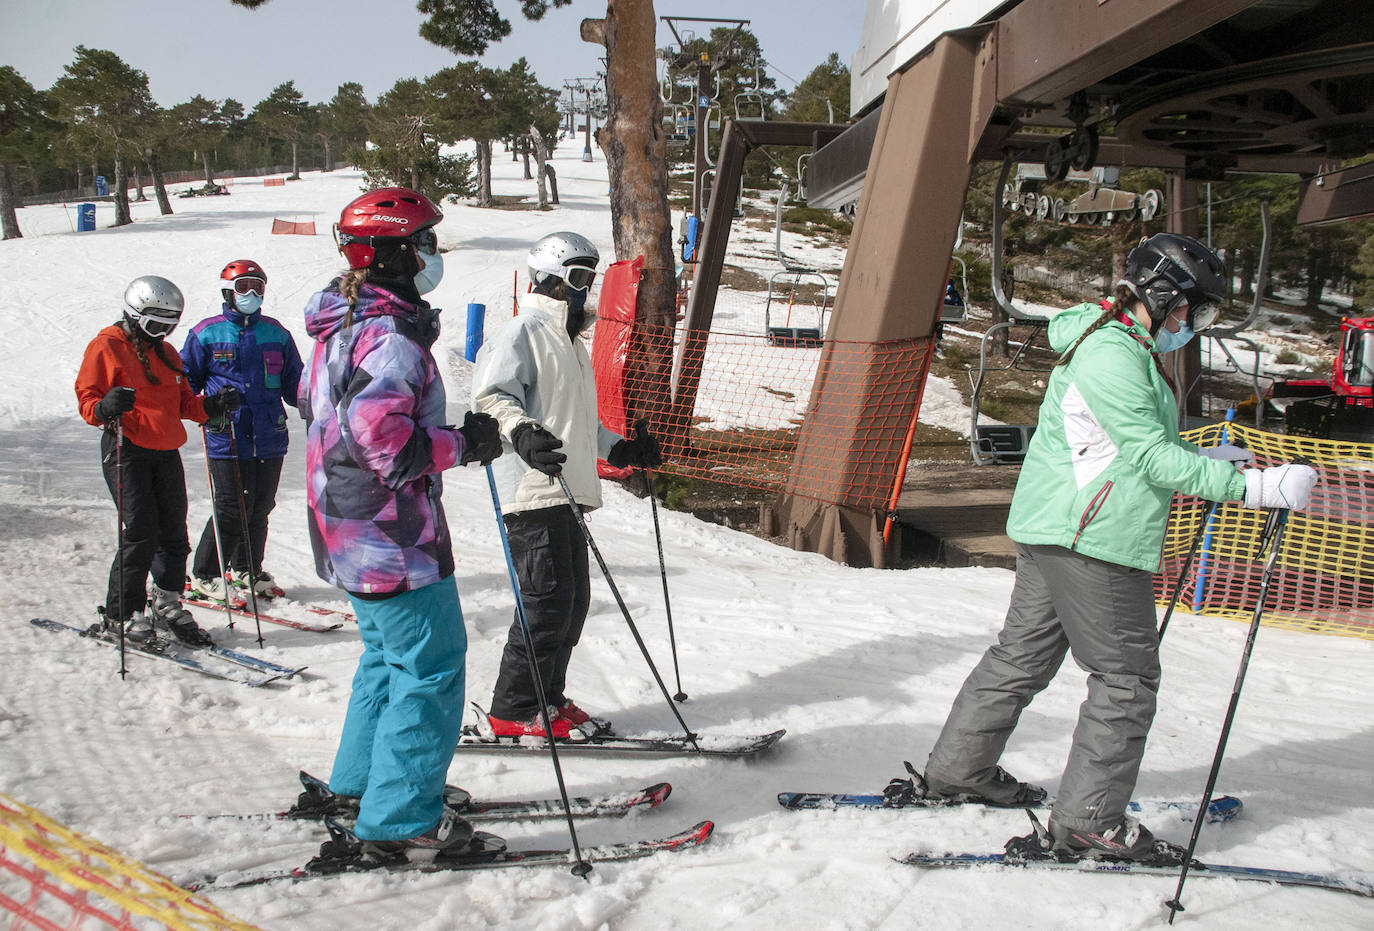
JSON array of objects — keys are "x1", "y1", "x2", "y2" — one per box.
[
  {"x1": 100, "y1": 431, "x2": 191, "y2": 620},
  {"x1": 191, "y1": 456, "x2": 284, "y2": 579},
  {"x1": 490, "y1": 506, "x2": 590, "y2": 720}
]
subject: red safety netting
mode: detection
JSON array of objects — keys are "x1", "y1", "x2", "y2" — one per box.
[{"x1": 591, "y1": 303, "x2": 934, "y2": 512}]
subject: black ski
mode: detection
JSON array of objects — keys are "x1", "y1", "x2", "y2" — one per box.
[
  {"x1": 898, "y1": 851, "x2": 1374, "y2": 898},
  {"x1": 190, "y1": 770, "x2": 673, "y2": 823},
  {"x1": 183, "y1": 818, "x2": 714, "y2": 891},
  {"x1": 31, "y1": 618, "x2": 282, "y2": 688},
  {"x1": 777, "y1": 791, "x2": 1242, "y2": 824},
  {"x1": 455, "y1": 725, "x2": 785, "y2": 756}
]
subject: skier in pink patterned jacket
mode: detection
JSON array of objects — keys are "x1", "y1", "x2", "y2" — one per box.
[{"x1": 299, "y1": 187, "x2": 501, "y2": 861}]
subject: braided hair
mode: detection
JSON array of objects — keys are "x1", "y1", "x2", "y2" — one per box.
[
  {"x1": 119, "y1": 319, "x2": 181, "y2": 385},
  {"x1": 338, "y1": 268, "x2": 371, "y2": 330}
]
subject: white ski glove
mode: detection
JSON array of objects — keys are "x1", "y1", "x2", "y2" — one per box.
[
  {"x1": 1243, "y1": 463, "x2": 1318, "y2": 510},
  {"x1": 1197, "y1": 444, "x2": 1252, "y2": 466}
]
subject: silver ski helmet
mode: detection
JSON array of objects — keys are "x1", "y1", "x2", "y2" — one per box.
[
  {"x1": 528, "y1": 231, "x2": 600, "y2": 292},
  {"x1": 123, "y1": 275, "x2": 185, "y2": 340},
  {"x1": 1120, "y1": 233, "x2": 1226, "y2": 333}
]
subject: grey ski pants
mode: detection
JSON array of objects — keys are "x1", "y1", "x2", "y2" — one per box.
[{"x1": 924, "y1": 542, "x2": 1161, "y2": 834}]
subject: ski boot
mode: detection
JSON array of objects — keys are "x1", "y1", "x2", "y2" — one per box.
[{"x1": 149, "y1": 585, "x2": 214, "y2": 647}]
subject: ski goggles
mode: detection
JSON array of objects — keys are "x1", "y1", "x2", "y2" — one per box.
[
  {"x1": 138, "y1": 313, "x2": 179, "y2": 339},
  {"x1": 232, "y1": 276, "x2": 266, "y2": 296},
  {"x1": 563, "y1": 265, "x2": 597, "y2": 292},
  {"x1": 1188, "y1": 300, "x2": 1221, "y2": 332},
  {"x1": 406, "y1": 228, "x2": 439, "y2": 255}
]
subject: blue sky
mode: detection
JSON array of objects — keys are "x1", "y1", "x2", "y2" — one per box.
[{"x1": 1, "y1": 1, "x2": 864, "y2": 114}]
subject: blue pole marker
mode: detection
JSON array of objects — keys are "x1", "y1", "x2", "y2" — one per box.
[
  {"x1": 465, "y1": 303, "x2": 486, "y2": 362},
  {"x1": 1192, "y1": 407, "x2": 1237, "y2": 610}
]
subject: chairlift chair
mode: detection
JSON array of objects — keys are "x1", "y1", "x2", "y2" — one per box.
[{"x1": 764, "y1": 180, "x2": 831, "y2": 347}]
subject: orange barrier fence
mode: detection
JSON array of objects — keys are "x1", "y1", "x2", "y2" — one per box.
[
  {"x1": 270, "y1": 219, "x2": 316, "y2": 235},
  {"x1": 262, "y1": 178, "x2": 286, "y2": 187},
  {"x1": 1158, "y1": 422, "x2": 1374, "y2": 640},
  {"x1": 592, "y1": 308, "x2": 935, "y2": 513}
]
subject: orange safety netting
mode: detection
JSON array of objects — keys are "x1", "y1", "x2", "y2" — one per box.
[
  {"x1": 1158, "y1": 422, "x2": 1374, "y2": 640},
  {"x1": 591, "y1": 308, "x2": 935, "y2": 513},
  {"x1": 270, "y1": 219, "x2": 315, "y2": 235},
  {"x1": 262, "y1": 178, "x2": 286, "y2": 187},
  {"x1": 0, "y1": 794, "x2": 260, "y2": 931}
]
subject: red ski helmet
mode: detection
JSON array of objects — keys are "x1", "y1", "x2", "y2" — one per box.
[
  {"x1": 220, "y1": 259, "x2": 266, "y2": 303},
  {"x1": 335, "y1": 187, "x2": 443, "y2": 270}
]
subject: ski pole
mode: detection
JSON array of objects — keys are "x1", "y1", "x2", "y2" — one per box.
[
  {"x1": 643, "y1": 469, "x2": 687, "y2": 701},
  {"x1": 1164, "y1": 506, "x2": 1292, "y2": 923},
  {"x1": 485, "y1": 465, "x2": 591, "y2": 879},
  {"x1": 1160, "y1": 416, "x2": 1238, "y2": 640},
  {"x1": 556, "y1": 475, "x2": 701, "y2": 751},
  {"x1": 200, "y1": 425, "x2": 238, "y2": 631},
  {"x1": 225, "y1": 421, "x2": 265, "y2": 647},
  {"x1": 1157, "y1": 509, "x2": 1211, "y2": 640},
  {"x1": 113, "y1": 416, "x2": 127, "y2": 679}
]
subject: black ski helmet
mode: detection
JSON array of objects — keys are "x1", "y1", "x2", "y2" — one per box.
[{"x1": 1120, "y1": 233, "x2": 1226, "y2": 333}]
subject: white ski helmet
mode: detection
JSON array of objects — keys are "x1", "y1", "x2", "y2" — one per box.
[
  {"x1": 528, "y1": 231, "x2": 600, "y2": 291},
  {"x1": 123, "y1": 275, "x2": 185, "y2": 339}
]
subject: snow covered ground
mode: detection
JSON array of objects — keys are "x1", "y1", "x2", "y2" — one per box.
[{"x1": 2, "y1": 151, "x2": 1373, "y2": 930}]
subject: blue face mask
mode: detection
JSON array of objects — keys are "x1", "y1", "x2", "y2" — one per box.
[
  {"x1": 234, "y1": 291, "x2": 263, "y2": 315},
  {"x1": 414, "y1": 249, "x2": 444, "y2": 295},
  {"x1": 1154, "y1": 322, "x2": 1193, "y2": 354}
]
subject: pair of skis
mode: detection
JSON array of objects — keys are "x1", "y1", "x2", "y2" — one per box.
[
  {"x1": 30, "y1": 618, "x2": 306, "y2": 687},
  {"x1": 181, "y1": 591, "x2": 354, "y2": 633},
  {"x1": 782, "y1": 784, "x2": 1372, "y2": 899},
  {"x1": 181, "y1": 771, "x2": 710, "y2": 891}
]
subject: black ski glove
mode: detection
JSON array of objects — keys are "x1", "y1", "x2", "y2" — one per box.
[
  {"x1": 95, "y1": 386, "x2": 136, "y2": 423},
  {"x1": 202, "y1": 385, "x2": 242, "y2": 420},
  {"x1": 456, "y1": 411, "x2": 502, "y2": 466},
  {"x1": 607, "y1": 420, "x2": 663, "y2": 469},
  {"x1": 511, "y1": 422, "x2": 566, "y2": 476}
]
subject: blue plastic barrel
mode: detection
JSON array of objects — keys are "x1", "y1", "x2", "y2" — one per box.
[
  {"x1": 77, "y1": 203, "x2": 96, "y2": 231},
  {"x1": 95, "y1": 176, "x2": 108, "y2": 196},
  {"x1": 465, "y1": 303, "x2": 486, "y2": 362}
]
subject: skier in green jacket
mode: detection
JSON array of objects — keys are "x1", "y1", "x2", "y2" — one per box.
[{"x1": 907, "y1": 233, "x2": 1319, "y2": 865}]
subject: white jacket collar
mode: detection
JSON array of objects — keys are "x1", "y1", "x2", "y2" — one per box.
[{"x1": 520, "y1": 291, "x2": 569, "y2": 328}]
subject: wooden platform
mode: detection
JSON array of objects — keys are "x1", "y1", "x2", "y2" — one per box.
[{"x1": 894, "y1": 464, "x2": 1019, "y2": 569}]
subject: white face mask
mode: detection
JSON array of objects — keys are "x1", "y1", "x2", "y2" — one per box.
[{"x1": 414, "y1": 249, "x2": 444, "y2": 295}]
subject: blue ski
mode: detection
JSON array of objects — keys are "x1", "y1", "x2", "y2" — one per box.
[
  {"x1": 778, "y1": 792, "x2": 1242, "y2": 824},
  {"x1": 898, "y1": 851, "x2": 1374, "y2": 898},
  {"x1": 31, "y1": 618, "x2": 281, "y2": 688}
]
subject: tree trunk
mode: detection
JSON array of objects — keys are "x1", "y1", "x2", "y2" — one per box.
[
  {"x1": 113, "y1": 154, "x2": 132, "y2": 227},
  {"x1": 289, "y1": 138, "x2": 300, "y2": 179},
  {"x1": 0, "y1": 162, "x2": 21, "y2": 240},
  {"x1": 322, "y1": 137, "x2": 333, "y2": 171},
  {"x1": 585, "y1": 0, "x2": 677, "y2": 427},
  {"x1": 477, "y1": 140, "x2": 493, "y2": 207},
  {"x1": 1305, "y1": 245, "x2": 1326, "y2": 310},
  {"x1": 148, "y1": 150, "x2": 173, "y2": 216},
  {"x1": 133, "y1": 165, "x2": 147, "y2": 202},
  {"x1": 521, "y1": 142, "x2": 533, "y2": 180},
  {"x1": 1239, "y1": 248, "x2": 1256, "y2": 299},
  {"x1": 90, "y1": 162, "x2": 98, "y2": 196},
  {"x1": 202, "y1": 150, "x2": 215, "y2": 187},
  {"x1": 410, "y1": 160, "x2": 420, "y2": 192},
  {"x1": 530, "y1": 126, "x2": 549, "y2": 209},
  {"x1": 76, "y1": 165, "x2": 85, "y2": 193}
]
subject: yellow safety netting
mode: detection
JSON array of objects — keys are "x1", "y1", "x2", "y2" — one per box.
[
  {"x1": 1158, "y1": 423, "x2": 1374, "y2": 640},
  {"x1": 0, "y1": 794, "x2": 261, "y2": 931}
]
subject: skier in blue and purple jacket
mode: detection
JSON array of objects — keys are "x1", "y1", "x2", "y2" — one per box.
[
  {"x1": 299, "y1": 187, "x2": 500, "y2": 860},
  {"x1": 182, "y1": 259, "x2": 303, "y2": 602}
]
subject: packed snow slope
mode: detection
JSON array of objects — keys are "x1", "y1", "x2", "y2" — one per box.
[{"x1": 1, "y1": 154, "x2": 1372, "y2": 931}]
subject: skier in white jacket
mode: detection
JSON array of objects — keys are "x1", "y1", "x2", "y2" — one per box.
[{"x1": 473, "y1": 231, "x2": 662, "y2": 739}]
